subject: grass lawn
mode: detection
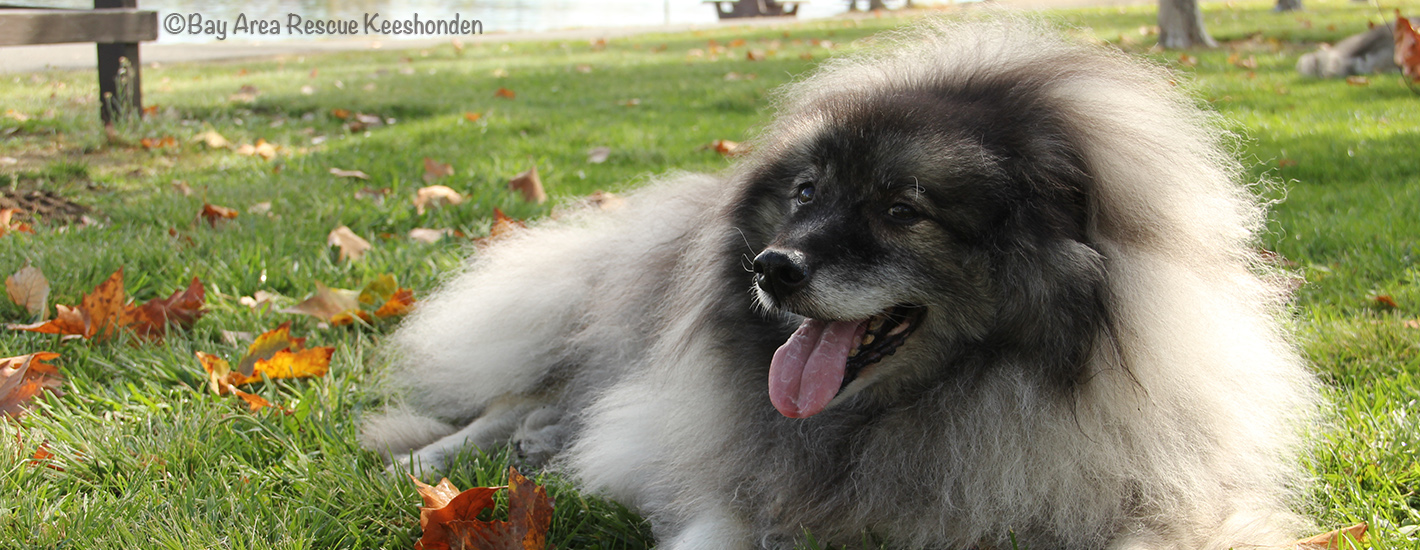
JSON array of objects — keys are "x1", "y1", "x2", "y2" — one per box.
[{"x1": 2, "y1": 0, "x2": 1419, "y2": 547}]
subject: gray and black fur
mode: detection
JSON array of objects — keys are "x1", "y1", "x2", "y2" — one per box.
[{"x1": 364, "y1": 17, "x2": 1319, "y2": 550}]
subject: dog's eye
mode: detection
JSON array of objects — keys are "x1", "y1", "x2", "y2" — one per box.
[
  {"x1": 886, "y1": 204, "x2": 918, "y2": 222},
  {"x1": 796, "y1": 185, "x2": 815, "y2": 205}
]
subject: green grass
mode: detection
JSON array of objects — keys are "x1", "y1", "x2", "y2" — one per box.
[{"x1": 2, "y1": 0, "x2": 1419, "y2": 547}]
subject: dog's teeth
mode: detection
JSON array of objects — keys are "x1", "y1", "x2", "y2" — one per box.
[
  {"x1": 848, "y1": 348, "x2": 859, "y2": 357},
  {"x1": 868, "y1": 317, "x2": 885, "y2": 332},
  {"x1": 887, "y1": 322, "x2": 910, "y2": 337},
  {"x1": 861, "y1": 334, "x2": 875, "y2": 346}
]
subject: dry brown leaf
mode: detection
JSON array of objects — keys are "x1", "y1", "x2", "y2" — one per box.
[
  {"x1": 1295, "y1": 522, "x2": 1367, "y2": 549},
  {"x1": 192, "y1": 130, "x2": 230, "y2": 149},
  {"x1": 746, "y1": 49, "x2": 767, "y2": 61},
  {"x1": 705, "y1": 139, "x2": 741, "y2": 156},
  {"x1": 0, "y1": 208, "x2": 34, "y2": 236},
  {"x1": 409, "y1": 228, "x2": 453, "y2": 243},
  {"x1": 1373, "y1": 295, "x2": 1398, "y2": 309},
  {"x1": 329, "y1": 167, "x2": 371, "y2": 179},
  {"x1": 172, "y1": 181, "x2": 194, "y2": 195},
  {"x1": 0, "y1": 352, "x2": 62, "y2": 418},
  {"x1": 118, "y1": 277, "x2": 206, "y2": 340},
  {"x1": 412, "y1": 467, "x2": 553, "y2": 550},
  {"x1": 1177, "y1": 54, "x2": 1198, "y2": 67},
  {"x1": 140, "y1": 136, "x2": 177, "y2": 150},
  {"x1": 281, "y1": 283, "x2": 361, "y2": 322},
  {"x1": 200, "y1": 203, "x2": 238, "y2": 227},
  {"x1": 328, "y1": 226, "x2": 372, "y2": 262},
  {"x1": 415, "y1": 185, "x2": 464, "y2": 215},
  {"x1": 509, "y1": 165, "x2": 547, "y2": 204},
  {"x1": 586, "y1": 190, "x2": 624, "y2": 211},
  {"x1": 422, "y1": 158, "x2": 455, "y2": 183},
  {"x1": 1345, "y1": 76, "x2": 1370, "y2": 86},
  {"x1": 1397, "y1": 11, "x2": 1420, "y2": 82},
  {"x1": 6, "y1": 263, "x2": 49, "y2": 318},
  {"x1": 495, "y1": 87, "x2": 517, "y2": 99},
  {"x1": 463, "y1": 111, "x2": 483, "y2": 122}
]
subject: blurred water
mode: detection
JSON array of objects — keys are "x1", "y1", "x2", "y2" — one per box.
[{"x1": 24, "y1": 0, "x2": 909, "y2": 43}]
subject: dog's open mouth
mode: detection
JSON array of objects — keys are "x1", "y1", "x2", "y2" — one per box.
[{"x1": 768, "y1": 305, "x2": 925, "y2": 418}]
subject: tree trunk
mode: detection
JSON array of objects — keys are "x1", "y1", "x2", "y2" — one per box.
[
  {"x1": 1273, "y1": 0, "x2": 1302, "y2": 11},
  {"x1": 1158, "y1": 0, "x2": 1218, "y2": 49},
  {"x1": 868, "y1": 0, "x2": 888, "y2": 10},
  {"x1": 847, "y1": 0, "x2": 859, "y2": 11}
]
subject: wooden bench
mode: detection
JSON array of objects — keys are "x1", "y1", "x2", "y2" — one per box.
[
  {"x1": 0, "y1": 0, "x2": 157, "y2": 125},
  {"x1": 704, "y1": 0, "x2": 805, "y2": 19}
]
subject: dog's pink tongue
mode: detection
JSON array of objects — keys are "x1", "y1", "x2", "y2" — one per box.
[{"x1": 769, "y1": 318, "x2": 865, "y2": 418}]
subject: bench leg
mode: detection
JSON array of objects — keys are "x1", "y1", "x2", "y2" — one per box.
[
  {"x1": 97, "y1": 41, "x2": 141, "y2": 125},
  {"x1": 96, "y1": 0, "x2": 141, "y2": 125}
]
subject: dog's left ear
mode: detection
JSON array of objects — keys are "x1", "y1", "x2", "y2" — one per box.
[{"x1": 989, "y1": 239, "x2": 1108, "y2": 385}]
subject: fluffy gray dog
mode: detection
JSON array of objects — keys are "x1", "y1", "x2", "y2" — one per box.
[{"x1": 364, "y1": 17, "x2": 1319, "y2": 550}]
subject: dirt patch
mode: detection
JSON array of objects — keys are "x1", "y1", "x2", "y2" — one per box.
[{"x1": 0, "y1": 189, "x2": 92, "y2": 225}]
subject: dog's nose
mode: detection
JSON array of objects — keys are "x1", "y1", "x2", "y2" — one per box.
[{"x1": 753, "y1": 249, "x2": 812, "y2": 300}]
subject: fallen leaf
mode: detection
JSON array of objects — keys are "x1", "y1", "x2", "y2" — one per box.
[
  {"x1": 231, "y1": 386, "x2": 287, "y2": 413},
  {"x1": 238, "y1": 290, "x2": 279, "y2": 310},
  {"x1": 0, "y1": 208, "x2": 34, "y2": 236},
  {"x1": 0, "y1": 352, "x2": 62, "y2": 418},
  {"x1": 1396, "y1": 11, "x2": 1420, "y2": 82},
  {"x1": 328, "y1": 226, "x2": 372, "y2": 262},
  {"x1": 373, "y1": 288, "x2": 415, "y2": 318},
  {"x1": 6, "y1": 263, "x2": 49, "y2": 318},
  {"x1": 281, "y1": 283, "x2": 361, "y2": 322},
  {"x1": 620, "y1": 98, "x2": 641, "y2": 107},
  {"x1": 140, "y1": 136, "x2": 177, "y2": 150},
  {"x1": 415, "y1": 185, "x2": 464, "y2": 215},
  {"x1": 1177, "y1": 54, "x2": 1198, "y2": 67},
  {"x1": 423, "y1": 158, "x2": 455, "y2": 183},
  {"x1": 412, "y1": 467, "x2": 553, "y2": 550},
  {"x1": 198, "y1": 322, "x2": 333, "y2": 393},
  {"x1": 172, "y1": 181, "x2": 194, "y2": 195},
  {"x1": 229, "y1": 84, "x2": 260, "y2": 102},
  {"x1": 463, "y1": 112, "x2": 483, "y2": 122},
  {"x1": 587, "y1": 147, "x2": 611, "y2": 164},
  {"x1": 495, "y1": 87, "x2": 517, "y2": 99},
  {"x1": 746, "y1": 49, "x2": 767, "y2": 61},
  {"x1": 200, "y1": 203, "x2": 239, "y2": 227},
  {"x1": 192, "y1": 130, "x2": 230, "y2": 149},
  {"x1": 509, "y1": 165, "x2": 547, "y2": 204},
  {"x1": 1374, "y1": 295, "x2": 1398, "y2": 309},
  {"x1": 488, "y1": 208, "x2": 525, "y2": 241},
  {"x1": 1296, "y1": 522, "x2": 1367, "y2": 549},
  {"x1": 331, "y1": 108, "x2": 352, "y2": 120},
  {"x1": 705, "y1": 139, "x2": 741, "y2": 156},
  {"x1": 330, "y1": 167, "x2": 371, "y2": 179},
  {"x1": 118, "y1": 277, "x2": 206, "y2": 340},
  {"x1": 409, "y1": 228, "x2": 453, "y2": 243},
  {"x1": 1277, "y1": 158, "x2": 1299, "y2": 168},
  {"x1": 1345, "y1": 76, "x2": 1370, "y2": 86}
]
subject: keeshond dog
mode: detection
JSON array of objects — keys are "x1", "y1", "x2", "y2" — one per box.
[{"x1": 364, "y1": 17, "x2": 1320, "y2": 550}]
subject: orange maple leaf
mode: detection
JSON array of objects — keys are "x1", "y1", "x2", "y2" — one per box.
[
  {"x1": 8, "y1": 270, "x2": 205, "y2": 341},
  {"x1": 200, "y1": 203, "x2": 239, "y2": 227},
  {"x1": 1397, "y1": 11, "x2": 1420, "y2": 83},
  {"x1": 412, "y1": 467, "x2": 553, "y2": 550},
  {"x1": 0, "y1": 208, "x2": 35, "y2": 236},
  {"x1": 198, "y1": 322, "x2": 333, "y2": 394},
  {"x1": 0, "y1": 352, "x2": 62, "y2": 418}
]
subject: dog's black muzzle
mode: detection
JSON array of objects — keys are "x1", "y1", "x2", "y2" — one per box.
[{"x1": 753, "y1": 248, "x2": 812, "y2": 302}]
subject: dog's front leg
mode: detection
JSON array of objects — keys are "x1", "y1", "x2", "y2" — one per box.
[
  {"x1": 661, "y1": 507, "x2": 757, "y2": 550},
  {"x1": 391, "y1": 396, "x2": 544, "y2": 478}
]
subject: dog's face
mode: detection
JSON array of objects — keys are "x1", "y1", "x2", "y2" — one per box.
[{"x1": 739, "y1": 84, "x2": 1108, "y2": 418}]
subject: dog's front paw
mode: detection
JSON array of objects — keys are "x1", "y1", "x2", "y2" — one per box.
[{"x1": 387, "y1": 447, "x2": 450, "y2": 479}]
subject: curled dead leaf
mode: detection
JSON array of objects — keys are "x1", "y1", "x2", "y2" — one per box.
[
  {"x1": 328, "y1": 226, "x2": 372, "y2": 262},
  {"x1": 200, "y1": 203, "x2": 239, "y2": 227},
  {"x1": 422, "y1": 158, "x2": 455, "y2": 183},
  {"x1": 0, "y1": 352, "x2": 62, "y2": 418},
  {"x1": 509, "y1": 165, "x2": 547, "y2": 204},
  {"x1": 330, "y1": 167, "x2": 371, "y2": 179},
  {"x1": 415, "y1": 185, "x2": 465, "y2": 215},
  {"x1": 6, "y1": 263, "x2": 49, "y2": 318}
]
